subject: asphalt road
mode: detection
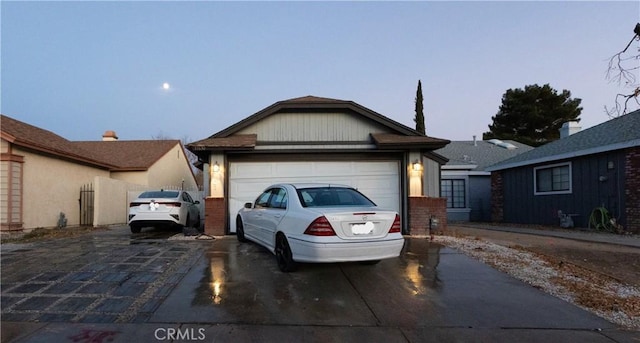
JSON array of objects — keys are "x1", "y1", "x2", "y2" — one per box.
[{"x1": 1, "y1": 226, "x2": 638, "y2": 342}]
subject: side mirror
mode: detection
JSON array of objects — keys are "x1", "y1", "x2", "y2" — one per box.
[
  {"x1": 244, "y1": 202, "x2": 253, "y2": 209},
  {"x1": 194, "y1": 201, "x2": 200, "y2": 205}
]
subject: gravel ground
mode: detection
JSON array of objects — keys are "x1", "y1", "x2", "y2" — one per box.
[{"x1": 433, "y1": 234, "x2": 640, "y2": 329}]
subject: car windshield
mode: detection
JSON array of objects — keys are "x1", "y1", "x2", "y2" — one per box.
[
  {"x1": 138, "y1": 191, "x2": 180, "y2": 199},
  {"x1": 296, "y1": 187, "x2": 376, "y2": 207}
]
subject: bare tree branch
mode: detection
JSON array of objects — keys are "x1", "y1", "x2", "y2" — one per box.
[{"x1": 605, "y1": 23, "x2": 640, "y2": 117}]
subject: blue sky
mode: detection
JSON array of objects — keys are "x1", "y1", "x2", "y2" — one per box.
[{"x1": 2, "y1": 1, "x2": 639, "y2": 143}]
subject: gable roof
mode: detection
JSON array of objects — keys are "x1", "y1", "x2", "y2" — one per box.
[
  {"x1": 209, "y1": 95, "x2": 438, "y2": 138},
  {"x1": 1, "y1": 114, "x2": 114, "y2": 168},
  {"x1": 436, "y1": 140, "x2": 533, "y2": 171},
  {"x1": 487, "y1": 109, "x2": 640, "y2": 171},
  {"x1": 1, "y1": 114, "x2": 182, "y2": 171},
  {"x1": 189, "y1": 95, "x2": 450, "y2": 150},
  {"x1": 72, "y1": 140, "x2": 181, "y2": 171}
]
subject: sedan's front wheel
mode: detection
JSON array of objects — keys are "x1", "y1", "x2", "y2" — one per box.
[
  {"x1": 236, "y1": 216, "x2": 247, "y2": 242},
  {"x1": 275, "y1": 233, "x2": 297, "y2": 272}
]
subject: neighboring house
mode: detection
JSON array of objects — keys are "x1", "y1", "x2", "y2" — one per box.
[
  {"x1": 435, "y1": 138, "x2": 533, "y2": 222},
  {"x1": 187, "y1": 96, "x2": 450, "y2": 236},
  {"x1": 486, "y1": 110, "x2": 640, "y2": 233},
  {"x1": 0, "y1": 114, "x2": 198, "y2": 231}
]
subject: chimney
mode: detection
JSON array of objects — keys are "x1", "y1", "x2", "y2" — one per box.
[
  {"x1": 102, "y1": 130, "x2": 118, "y2": 141},
  {"x1": 473, "y1": 135, "x2": 477, "y2": 146},
  {"x1": 559, "y1": 121, "x2": 581, "y2": 139}
]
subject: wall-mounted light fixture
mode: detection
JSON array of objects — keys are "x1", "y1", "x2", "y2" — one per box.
[
  {"x1": 212, "y1": 161, "x2": 220, "y2": 173},
  {"x1": 607, "y1": 161, "x2": 614, "y2": 170},
  {"x1": 412, "y1": 160, "x2": 422, "y2": 172}
]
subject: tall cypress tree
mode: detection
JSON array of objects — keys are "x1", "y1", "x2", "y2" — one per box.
[{"x1": 414, "y1": 80, "x2": 426, "y2": 135}]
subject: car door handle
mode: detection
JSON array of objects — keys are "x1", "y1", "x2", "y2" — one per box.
[{"x1": 274, "y1": 214, "x2": 282, "y2": 219}]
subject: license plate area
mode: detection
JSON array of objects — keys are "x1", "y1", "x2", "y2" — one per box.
[{"x1": 351, "y1": 222, "x2": 374, "y2": 235}]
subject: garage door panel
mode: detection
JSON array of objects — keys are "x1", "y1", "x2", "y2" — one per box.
[
  {"x1": 228, "y1": 161, "x2": 400, "y2": 233},
  {"x1": 275, "y1": 163, "x2": 314, "y2": 176},
  {"x1": 354, "y1": 161, "x2": 398, "y2": 174},
  {"x1": 231, "y1": 163, "x2": 274, "y2": 179}
]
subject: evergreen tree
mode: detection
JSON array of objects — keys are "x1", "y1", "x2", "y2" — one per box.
[
  {"x1": 414, "y1": 80, "x2": 426, "y2": 135},
  {"x1": 483, "y1": 84, "x2": 582, "y2": 146}
]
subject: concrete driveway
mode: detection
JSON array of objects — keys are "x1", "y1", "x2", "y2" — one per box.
[{"x1": 1, "y1": 226, "x2": 637, "y2": 342}]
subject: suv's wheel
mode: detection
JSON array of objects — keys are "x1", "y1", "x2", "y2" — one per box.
[{"x1": 130, "y1": 225, "x2": 141, "y2": 233}]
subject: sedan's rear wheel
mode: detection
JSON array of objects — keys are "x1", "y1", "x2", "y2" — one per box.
[
  {"x1": 275, "y1": 233, "x2": 296, "y2": 272},
  {"x1": 130, "y1": 225, "x2": 141, "y2": 234},
  {"x1": 236, "y1": 216, "x2": 247, "y2": 242}
]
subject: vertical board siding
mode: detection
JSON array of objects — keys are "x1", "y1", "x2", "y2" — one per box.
[
  {"x1": 237, "y1": 112, "x2": 390, "y2": 141},
  {"x1": 502, "y1": 151, "x2": 627, "y2": 228}
]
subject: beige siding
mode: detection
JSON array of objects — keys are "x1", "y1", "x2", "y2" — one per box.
[
  {"x1": 17, "y1": 147, "x2": 110, "y2": 229},
  {"x1": 1, "y1": 138, "x2": 9, "y2": 153},
  {"x1": 237, "y1": 112, "x2": 392, "y2": 142},
  {"x1": 424, "y1": 157, "x2": 441, "y2": 197},
  {"x1": 1, "y1": 161, "x2": 9, "y2": 224},
  {"x1": 10, "y1": 162, "x2": 22, "y2": 223}
]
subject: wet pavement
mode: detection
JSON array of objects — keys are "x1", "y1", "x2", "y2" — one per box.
[{"x1": 1, "y1": 226, "x2": 638, "y2": 342}]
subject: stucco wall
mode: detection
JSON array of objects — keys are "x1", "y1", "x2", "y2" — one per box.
[
  {"x1": 94, "y1": 176, "x2": 146, "y2": 226},
  {"x1": 17, "y1": 147, "x2": 110, "y2": 229},
  {"x1": 110, "y1": 171, "x2": 149, "y2": 186},
  {"x1": 147, "y1": 144, "x2": 198, "y2": 191}
]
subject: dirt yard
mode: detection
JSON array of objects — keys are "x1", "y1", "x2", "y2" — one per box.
[{"x1": 444, "y1": 225, "x2": 640, "y2": 286}]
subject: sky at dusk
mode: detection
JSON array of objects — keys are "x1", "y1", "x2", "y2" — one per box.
[{"x1": 2, "y1": 1, "x2": 639, "y2": 143}]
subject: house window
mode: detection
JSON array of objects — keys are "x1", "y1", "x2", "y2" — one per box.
[
  {"x1": 534, "y1": 162, "x2": 572, "y2": 195},
  {"x1": 441, "y1": 179, "x2": 466, "y2": 208}
]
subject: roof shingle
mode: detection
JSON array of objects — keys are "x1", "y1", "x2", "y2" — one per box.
[
  {"x1": 487, "y1": 110, "x2": 640, "y2": 171},
  {"x1": 2, "y1": 114, "x2": 180, "y2": 170}
]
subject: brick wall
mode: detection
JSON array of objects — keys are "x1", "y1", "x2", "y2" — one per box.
[
  {"x1": 491, "y1": 171, "x2": 504, "y2": 222},
  {"x1": 625, "y1": 147, "x2": 640, "y2": 233},
  {"x1": 408, "y1": 196, "x2": 447, "y2": 236},
  {"x1": 204, "y1": 197, "x2": 226, "y2": 236}
]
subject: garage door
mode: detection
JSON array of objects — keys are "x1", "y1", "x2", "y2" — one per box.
[{"x1": 228, "y1": 161, "x2": 400, "y2": 233}]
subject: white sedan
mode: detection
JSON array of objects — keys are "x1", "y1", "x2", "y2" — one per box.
[
  {"x1": 236, "y1": 183, "x2": 405, "y2": 272},
  {"x1": 128, "y1": 190, "x2": 201, "y2": 233}
]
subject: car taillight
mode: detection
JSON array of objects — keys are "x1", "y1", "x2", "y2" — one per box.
[
  {"x1": 304, "y1": 216, "x2": 336, "y2": 236},
  {"x1": 389, "y1": 214, "x2": 401, "y2": 233},
  {"x1": 164, "y1": 202, "x2": 182, "y2": 207},
  {"x1": 129, "y1": 202, "x2": 145, "y2": 207}
]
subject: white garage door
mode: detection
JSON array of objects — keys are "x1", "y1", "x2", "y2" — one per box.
[{"x1": 228, "y1": 161, "x2": 400, "y2": 233}]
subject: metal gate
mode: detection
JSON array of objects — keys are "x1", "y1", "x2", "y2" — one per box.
[{"x1": 79, "y1": 183, "x2": 94, "y2": 226}]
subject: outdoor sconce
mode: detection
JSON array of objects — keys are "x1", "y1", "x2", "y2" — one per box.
[
  {"x1": 412, "y1": 160, "x2": 422, "y2": 172},
  {"x1": 212, "y1": 161, "x2": 220, "y2": 173},
  {"x1": 607, "y1": 161, "x2": 615, "y2": 170}
]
